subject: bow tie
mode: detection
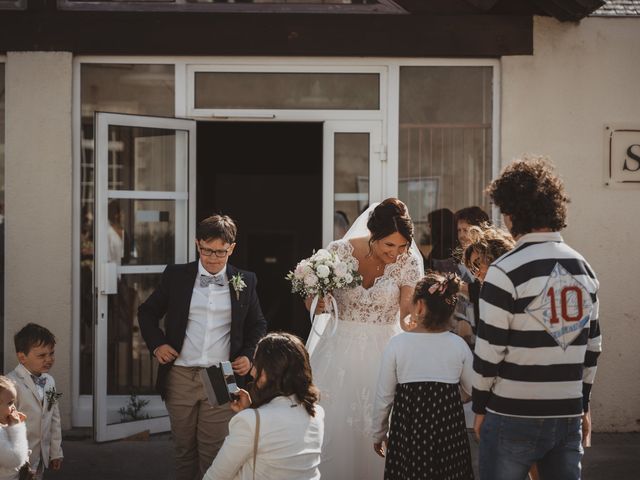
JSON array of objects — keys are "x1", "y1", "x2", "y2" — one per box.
[
  {"x1": 200, "y1": 273, "x2": 225, "y2": 288},
  {"x1": 31, "y1": 375, "x2": 47, "y2": 388}
]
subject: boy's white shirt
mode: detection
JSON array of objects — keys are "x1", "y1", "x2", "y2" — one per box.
[{"x1": 7, "y1": 364, "x2": 63, "y2": 469}]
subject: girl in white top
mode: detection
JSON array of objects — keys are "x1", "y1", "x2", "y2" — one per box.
[
  {"x1": 204, "y1": 333, "x2": 324, "y2": 480},
  {"x1": 0, "y1": 376, "x2": 30, "y2": 480},
  {"x1": 372, "y1": 273, "x2": 475, "y2": 480}
]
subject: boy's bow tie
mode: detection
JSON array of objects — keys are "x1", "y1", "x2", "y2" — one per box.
[
  {"x1": 31, "y1": 374, "x2": 47, "y2": 388},
  {"x1": 200, "y1": 273, "x2": 225, "y2": 288}
]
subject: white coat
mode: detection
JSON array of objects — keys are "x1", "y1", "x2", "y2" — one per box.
[
  {"x1": 7, "y1": 364, "x2": 63, "y2": 469},
  {"x1": 203, "y1": 395, "x2": 324, "y2": 480},
  {"x1": 0, "y1": 422, "x2": 29, "y2": 480}
]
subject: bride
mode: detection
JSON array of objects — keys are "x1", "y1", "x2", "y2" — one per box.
[{"x1": 306, "y1": 198, "x2": 424, "y2": 480}]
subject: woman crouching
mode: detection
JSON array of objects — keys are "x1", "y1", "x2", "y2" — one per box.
[{"x1": 204, "y1": 333, "x2": 324, "y2": 480}]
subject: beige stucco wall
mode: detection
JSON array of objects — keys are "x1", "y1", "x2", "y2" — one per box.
[
  {"x1": 4, "y1": 52, "x2": 73, "y2": 429},
  {"x1": 502, "y1": 17, "x2": 640, "y2": 432}
]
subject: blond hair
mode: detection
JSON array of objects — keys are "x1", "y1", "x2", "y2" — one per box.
[{"x1": 0, "y1": 375, "x2": 16, "y2": 396}]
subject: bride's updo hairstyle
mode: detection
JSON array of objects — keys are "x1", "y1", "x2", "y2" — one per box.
[
  {"x1": 413, "y1": 271, "x2": 461, "y2": 329},
  {"x1": 250, "y1": 332, "x2": 320, "y2": 417},
  {"x1": 367, "y1": 198, "x2": 414, "y2": 248}
]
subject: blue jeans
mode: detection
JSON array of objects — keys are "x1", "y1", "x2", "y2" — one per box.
[{"x1": 479, "y1": 412, "x2": 583, "y2": 480}]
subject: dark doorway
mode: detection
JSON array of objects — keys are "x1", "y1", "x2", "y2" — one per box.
[{"x1": 197, "y1": 122, "x2": 323, "y2": 340}]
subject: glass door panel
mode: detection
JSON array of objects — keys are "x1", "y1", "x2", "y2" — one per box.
[
  {"x1": 94, "y1": 112, "x2": 196, "y2": 442},
  {"x1": 322, "y1": 121, "x2": 382, "y2": 245}
]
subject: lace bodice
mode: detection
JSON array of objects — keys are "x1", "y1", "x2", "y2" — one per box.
[{"x1": 327, "y1": 239, "x2": 422, "y2": 325}]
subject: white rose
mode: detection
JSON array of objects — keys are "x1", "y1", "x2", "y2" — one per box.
[
  {"x1": 314, "y1": 249, "x2": 331, "y2": 261},
  {"x1": 334, "y1": 261, "x2": 348, "y2": 277},
  {"x1": 344, "y1": 273, "x2": 353, "y2": 284},
  {"x1": 294, "y1": 263, "x2": 307, "y2": 280},
  {"x1": 316, "y1": 264, "x2": 331, "y2": 279},
  {"x1": 304, "y1": 274, "x2": 318, "y2": 287}
]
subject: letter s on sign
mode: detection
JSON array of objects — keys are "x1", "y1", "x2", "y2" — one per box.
[{"x1": 623, "y1": 144, "x2": 640, "y2": 172}]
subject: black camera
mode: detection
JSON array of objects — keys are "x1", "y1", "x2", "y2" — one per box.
[{"x1": 201, "y1": 361, "x2": 240, "y2": 406}]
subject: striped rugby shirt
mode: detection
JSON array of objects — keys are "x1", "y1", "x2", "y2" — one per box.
[{"x1": 472, "y1": 232, "x2": 601, "y2": 418}]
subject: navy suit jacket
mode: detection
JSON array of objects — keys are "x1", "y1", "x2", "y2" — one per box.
[{"x1": 138, "y1": 261, "x2": 266, "y2": 398}]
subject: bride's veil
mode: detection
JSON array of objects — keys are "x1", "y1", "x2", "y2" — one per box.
[{"x1": 343, "y1": 202, "x2": 425, "y2": 273}]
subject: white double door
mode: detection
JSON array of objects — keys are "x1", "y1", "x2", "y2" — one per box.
[{"x1": 93, "y1": 113, "x2": 384, "y2": 441}]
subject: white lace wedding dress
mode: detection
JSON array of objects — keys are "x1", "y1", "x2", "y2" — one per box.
[{"x1": 309, "y1": 239, "x2": 422, "y2": 480}]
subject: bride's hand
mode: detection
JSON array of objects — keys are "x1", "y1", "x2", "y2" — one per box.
[
  {"x1": 400, "y1": 314, "x2": 417, "y2": 331},
  {"x1": 304, "y1": 296, "x2": 326, "y2": 314}
]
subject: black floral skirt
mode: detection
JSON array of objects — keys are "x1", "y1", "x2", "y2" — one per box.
[{"x1": 385, "y1": 382, "x2": 474, "y2": 480}]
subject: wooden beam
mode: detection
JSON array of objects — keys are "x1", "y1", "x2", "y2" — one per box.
[{"x1": 0, "y1": 11, "x2": 533, "y2": 57}]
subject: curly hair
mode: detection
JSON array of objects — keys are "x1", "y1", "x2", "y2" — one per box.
[
  {"x1": 250, "y1": 332, "x2": 320, "y2": 417},
  {"x1": 463, "y1": 225, "x2": 515, "y2": 270},
  {"x1": 487, "y1": 156, "x2": 569, "y2": 237},
  {"x1": 413, "y1": 271, "x2": 461, "y2": 329}
]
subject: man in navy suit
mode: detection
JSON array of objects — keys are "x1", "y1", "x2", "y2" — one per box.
[{"x1": 139, "y1": 214, "x2": 266, "y2": 480}]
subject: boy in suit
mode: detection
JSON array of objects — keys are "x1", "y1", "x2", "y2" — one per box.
[
  {"x1": 139, "y1": 214, "x2": 266, "y2": 480},
  {"x1": 8, "y1": 323, "x2": 63, "y2": 479}
]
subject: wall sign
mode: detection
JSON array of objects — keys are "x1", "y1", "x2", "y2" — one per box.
[{"x1": 604, "y1": 124, "x2": 640, "y2": 187}]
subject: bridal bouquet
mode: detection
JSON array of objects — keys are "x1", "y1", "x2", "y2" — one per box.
[
  {"x1": 287, "y1": 249, "x2": 362, "y2": 340},
  {"x1": 286, "y1": 248, "x2": 362, "y2": 298}
]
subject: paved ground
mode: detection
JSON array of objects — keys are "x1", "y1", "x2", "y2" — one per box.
[{"x1": 46, "y1": 430, "x2": 640, "y2": 480}]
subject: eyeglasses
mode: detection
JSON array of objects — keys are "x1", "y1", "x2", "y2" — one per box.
[{"x1": 198, "y1": 243, "x2": 233, "y2": 258}]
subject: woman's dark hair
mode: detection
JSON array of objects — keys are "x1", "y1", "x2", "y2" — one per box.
[
  {"x1": 413, "y1": 272, "x2": 461, "y2": 329},
  {"x1": 426, "y1": 208, "x2": 458, "y2": 261},
  {"x1": 367, "y1": 198, "x2": 414, "y2": 246},
  {"x1": 196, "y1": 214, "x2": 237, "y2": 244},
  {"x1": 454, "y1": 206, "x2": 490, "y2": 228},
  {"x1": 487, "y1": 156, "x2": 569, "y2": 237},
  {"x1": 250, "y1": 332, "x2": 320, "y2": 417}
]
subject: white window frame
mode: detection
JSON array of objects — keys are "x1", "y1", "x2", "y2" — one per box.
[
  {"x1": 72, "y1": 56, "x2": 500, "y2": 427},
  {"x1": 186, "y1": 63, "x2": 387, "y2": 121}
]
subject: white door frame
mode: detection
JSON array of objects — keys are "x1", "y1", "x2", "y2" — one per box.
[
  {"x1": 94, "y1": 112, "x2": 196, "y2": 441},
  {"x1": 322, "y1": 120, "x2": 384, "y2": 246}
]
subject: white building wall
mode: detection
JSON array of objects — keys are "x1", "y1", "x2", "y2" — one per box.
[
  {"x1": 502, "y1": 16, "x2": 640, "y2": 432},
  {"x1": 4, "y1": 52, "x2": 73, "y2": 429}
]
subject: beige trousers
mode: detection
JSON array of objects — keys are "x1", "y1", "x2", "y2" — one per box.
[{"x1": 165, "y1": 365, "x2": 235, "y2": 480}]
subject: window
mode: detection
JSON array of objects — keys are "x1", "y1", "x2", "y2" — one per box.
[
  {"x1": 0, "y1": 0, "x2": 25, "y2": 10},
  {"x1": 195, "y1": 72, "x2": 380, "y2": 110},
  {"x1": 398, "y1": 66, "x2": 494, "y2": 262},
  {"x1": 59, "y1": 0, "x2": 404, "y2": 13},
  {"x1": 79, "y1": 64, "x2": 175, "y2": 394}
]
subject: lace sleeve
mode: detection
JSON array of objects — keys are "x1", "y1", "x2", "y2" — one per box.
[
  {"x1": 399, "y1": 252, "x2": 423, "y2": 287},
  {"x1": 327, "y1": 239, "x2": 352, "y2": 261}
]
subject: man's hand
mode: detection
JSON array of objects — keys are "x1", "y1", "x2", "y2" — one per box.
[
  {"x1": 373, "y1": 440, "x2": 387, "y2": 458},
  {"x1": 154, "y1": 344, "x2": 179, "y2": 364},
  {"x1": 232, "y1": 356, "x2": 252, "y2": 376},
  {"x1": 582, "y1": 410, "x2": 592, "y2": 447},
  {"x1": 50, "y1": 458, "x2": 63, "y2": 470},
  {"x1": 474, "y1": 414, "x2": 485, "y2": 442},
  {"x1": 230, "y1": 389, "x2": 252, "y2": 413}
]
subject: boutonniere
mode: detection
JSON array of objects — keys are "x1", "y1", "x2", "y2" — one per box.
[
  {"x1": 230, "y1": 273, "x2": 247, "y2": 300},
  {"x1": 45, "y1": 387, "x2": 63, "y2": 412}
]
